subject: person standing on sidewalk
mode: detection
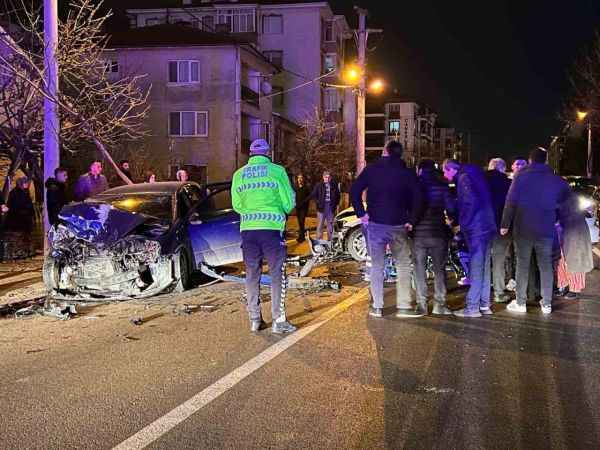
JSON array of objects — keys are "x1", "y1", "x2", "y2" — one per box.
[
  {"x1": 501, "y1": 147, "x2": 571, "y2": 315},
  {"x1": 45, "y1": 167, "x2": 69, "y2": 226},
  {"x1": 310, "y1": 170, "x2": 340, "y2": 241},
  {"x1": 443, "y1": 159, "x2": 497, "y2": 318},
  {"x1": 486, "y1": 158, "x2": 512, "y2": 303},
  {"x1": 232, "y1": 139, "x2": 297, "y2": 334},
  {"x1": 294, "y1": 174, "x2": 311, "y2": 243},
  {"x1": 351, "y1": 140, "x2": 423, "y2": 318},
  {"x1": 74, "y1": 161, "x2": 109, "y2": 201},
  {"x1": 413, "y1": 159, "x2": 455, "y2": 316}
]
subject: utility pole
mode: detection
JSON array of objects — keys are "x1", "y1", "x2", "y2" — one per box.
[
  {"x1": 44, "y1": 0, "x2": 59, "y2": 239},
  {"x1": 354, "y1": 7, "x2": 381, "y2": 175},
  {"x1": 586, "y1": 121, "x2": 592, "y2": 178}
]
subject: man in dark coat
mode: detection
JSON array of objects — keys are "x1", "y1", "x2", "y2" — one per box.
[
  {"x1": 501, "y1": 147, "x2": 571, "y2": 314},
  {"x1": 294, "y1": 174, "x2": 311, "y2": 243},
  {"x1": 74, "y1": 161, "x2": 109, "y2": 201},
  {"x1": 310, "y1": 170, "x2": 340, "y2": 241},
  {"x1": 351, "y1": 140, "x2": 423, "y2": 318},
  {"x1": 443, "y1": 159, "x2": 497, "y2": 318},
  {"x1": 45, "y1": 167, "x2": 69, "y2": 226},
  {"x1": 5, "y1": 177, "x2": 35, "y2": 234},
  {"x1": 413, "y1": 159, "x2": 456, "y2": 315},
  {"x1": 486, "y1": 158, "x2": 512, "y2": 303}
]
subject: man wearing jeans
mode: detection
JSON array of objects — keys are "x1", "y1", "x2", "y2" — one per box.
[
  {"x1": 413, "y1": 159, "x2": 456, "y2": 315},
  {"x1": 351, "y1": 140, "x2": 423, "y2": 318},
  {"x1": 310, "y1": 171, "x2": 340, "y2": 241},
  {"x1": 501, "y1": 147, "x2": 571, "y2": 314},
  {"x1": 443, "y1": 159, "x2": 497, "y2": 318}
]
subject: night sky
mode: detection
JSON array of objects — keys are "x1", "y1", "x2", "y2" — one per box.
[{"x1": 331, "y1": 0, "x2": 600, "y2": 164}]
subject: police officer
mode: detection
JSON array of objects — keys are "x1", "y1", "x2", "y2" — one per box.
[{"x1": 232, "y1": 139, "x2": 297, "y2": 333}]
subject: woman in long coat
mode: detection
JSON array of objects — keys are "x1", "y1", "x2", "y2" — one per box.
[
  {"x1": 3, "y1": 177, "x2": 36, "y2": 259},
  {"x1": 556, "y1": 192, "x2": 594, "y2": 299}
]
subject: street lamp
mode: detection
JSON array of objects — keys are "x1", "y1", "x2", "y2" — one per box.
[
  {"x1": 342, "y1": 64, "x2": 362, "y2": 85},
  {"x1": 577, "y1": 110, "x2": 592, "y2": 177},
  {"x1": 368, "y1": 79, "x2": 385, "y2": 94}
]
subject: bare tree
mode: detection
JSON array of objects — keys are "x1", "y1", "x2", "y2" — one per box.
[
  {"x1": 287, "y1": 108, "x2": 354, "y2": 186},
  {"x1": 0, "y1": 0, "x2": 150, "y2": 191}
]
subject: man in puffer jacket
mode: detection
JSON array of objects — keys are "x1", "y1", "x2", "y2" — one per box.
[
  {"x1": 413, "y1": 159, "x2": 456, "y2": 315},
  {"x1": 232, "y1": 139, "x2": 296, "y2": 334},
  {"x1": 443, "y1": 159, "x2": 497, "y2": 318}
]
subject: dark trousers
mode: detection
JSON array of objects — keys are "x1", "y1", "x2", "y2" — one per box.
[
  {"x1": 514, "y1": 237, "x2": 553, "y2": 306},
  {"x1": 492, "y1": 233, "x2": 511, "y2": 297},
  {"x1": 241, "y1": 230, "x2": 287, "y2": 322},
  {"x1": 413, "y1": 237, "x2": 448, "y2": 305},
  {"x1": 297, "y1": 207, "x2": 308, "y2": 241},
  {"x1": 464, "y1": 233, "x2": 493, "y2": 313}
]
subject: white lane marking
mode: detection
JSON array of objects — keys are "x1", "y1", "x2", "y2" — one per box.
[{"x1": 112, "y1": 288, "x2": 369, "y2": 450}]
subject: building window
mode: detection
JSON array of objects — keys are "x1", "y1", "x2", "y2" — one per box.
[
  {"x1": 217, "y1": 9, "x2": 255, "y2": 33},
  {"x1": 388, "y1": 121, "x2": 400, "y2": 134},
  {"x1": 262, "y1": 122, "x2": 271, "y2": 143},
  {"x1": 201, "y1": 15, "x2": 214, "y2": 31},
  {"x1": 169, "y1": 111, "x2": 209, "y2": 137},
  {"x1": 323, "y1": 88, "x2": 339, "y2": 112},
  {"x1": 272, "y1": 86, "x2": 284, "y2": 107},
  {"x1": 145, "y1": 18, "x2": 164, "y2": 26},
  {"x1": 104, "y1": 60, "x2": 119, "y2": 74},
  {"x1": 168, "y1": 60, "x2": 200, "y2": 83},
  {"x1": 263, "y1": 50, "x2": 283, "y2": 68},
  {"x1": 127, "y1": 15, "x2": 137, "y2": 28},
  {"x1": 323, "y1": 53, "x2": 337, "y2": 73},
  {"x1": 262, "y1": 14, "x2": 283, "y2": 34},
  {"x1": 323, "y1": 20, "x2": 335, "y2": 42}
]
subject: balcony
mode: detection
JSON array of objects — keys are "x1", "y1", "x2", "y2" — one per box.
[{"x1": 242, "y1": 85, "x2": 260, "y2": 108}]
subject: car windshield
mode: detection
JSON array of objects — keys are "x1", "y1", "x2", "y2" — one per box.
[{"x1": 91, "y1": 194, "x2": 173, "y2": 221}]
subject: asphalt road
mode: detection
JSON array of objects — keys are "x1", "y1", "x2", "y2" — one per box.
[{"x1": 2, "y1": 263, "x2": 600, "y2": 450}]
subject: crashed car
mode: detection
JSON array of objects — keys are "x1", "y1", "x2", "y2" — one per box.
[{"x1": 44, "y1": 182, "x2": 243, "y2": 300}]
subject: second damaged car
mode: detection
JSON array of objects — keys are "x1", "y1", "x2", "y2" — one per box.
[{"x1": 44, "y1": 182, "x2": 243, "y2": 301}]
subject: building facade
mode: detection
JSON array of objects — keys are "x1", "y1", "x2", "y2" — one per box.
[
  {"x1": 123, "y1": 1, "x2": 355, "y2": 165},
  {"x1": 106, "y1": 25, "x2": 278, "y2": 183}
]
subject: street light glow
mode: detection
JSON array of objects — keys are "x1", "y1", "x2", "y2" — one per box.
[
  {"x1": 342, "y1": 65, "x2": 361, "y2": 84},
  {"x1": 369, "y1": 79, "x2": 385, "y2": 94},
  {"x1": 577, "y1": 110, "x2": 589, "y2": 121}
]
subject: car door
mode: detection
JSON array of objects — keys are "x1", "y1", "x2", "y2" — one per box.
[{"x1": 187, "y1": 185, "x2": 242, "y2": 267}]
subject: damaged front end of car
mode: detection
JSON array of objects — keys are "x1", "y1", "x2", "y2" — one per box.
[{"x1": 43, "y1": 203, "x2": 176, "y2": 301}]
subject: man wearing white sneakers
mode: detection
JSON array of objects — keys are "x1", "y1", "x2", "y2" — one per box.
[{"x1": 500, "y1": 147, "x2": 571, "y2": 314}]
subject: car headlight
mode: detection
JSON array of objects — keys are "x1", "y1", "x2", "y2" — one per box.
[{"x1": 579, "y1": 196, "x2": 594, "y2": 211}]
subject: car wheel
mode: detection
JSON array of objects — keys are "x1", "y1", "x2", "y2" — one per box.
[
  {"x1": 43, "y1": 257, "x2": 59, "y2": 291},
  {"x1": 174, "y1": 248, "x2": 192, "y2": 293},
  {"x1": 345, "y1": 227, "x2": 368, "y2": 262}
]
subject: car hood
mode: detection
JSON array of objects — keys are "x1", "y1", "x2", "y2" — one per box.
[{"x1": 55, "y1": 203, "x2": 151, "y2": 247}]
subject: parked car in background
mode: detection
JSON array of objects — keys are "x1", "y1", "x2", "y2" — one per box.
[
  {"x1": 44, "y1": 182, "x2": 242, "y2": 301},
  {"x1": 563, "y1": 176, "x2": 600, "y2": 243}
]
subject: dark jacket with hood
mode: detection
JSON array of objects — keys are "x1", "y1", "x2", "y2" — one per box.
[
  {"x1": 4, "y1": 187, "x2": 34, "y2": 233},
  {"x1": 501, "y1": 163, "x2": 571, "y2": 240},
  {"x1": 485, "y1": 169, "x2": 511, "y2": 229},
  {"x1": 456, "y1": 164, "x2": 496, "y2": 238},
  {"x1": 295, "y1": 183, "x2": 311, "y2": 211},
  {"x1": 413, "y1": 169, "x2": 455, "y2": 240},
  {"x1": 351, "y1": 155, "x2": 423, "y2": 226},
  {"x1": 310, "y1": 180, "x2": 340, "y2": 213},
  {"x1": 45, "y1": 177, "x2": 68, "y2": 226}
]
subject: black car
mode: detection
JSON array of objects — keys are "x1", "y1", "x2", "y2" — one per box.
[{"x1": 44, "y1": 182, "x2": 243, "y2": 301}]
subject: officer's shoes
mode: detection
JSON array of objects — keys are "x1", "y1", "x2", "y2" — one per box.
[
  {"x1": 368, "y1": 307, "x2": 383, "y2": 318},
  {"x1": 250, "y1": 319, "x2": 267, "y2": 333},
  {"x1": 272, "y1": 320, "x2": 297, "y2": 334}
]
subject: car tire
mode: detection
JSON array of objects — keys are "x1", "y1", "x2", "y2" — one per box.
[
  {"x1": 174, "y1": 248, "x2": 192, "y2": 293},
  {"x1": 43, "y1": 256, "x2": 59, "y2": 291},
  {"x1": 345, "y1": 227, "x2": 368, "y2": 262}
]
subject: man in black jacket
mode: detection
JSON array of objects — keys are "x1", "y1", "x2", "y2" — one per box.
[
  {"x1": 486, "y1": 158, "x2": 512, "y2": 303},
  {"x1": 413, "y1": 160, "x2": 455, "y2": 315},
  {"x1": 443, "y1": 159, "x2": 497, "y2": 318},
  {"x1": 351, "y1": 140, "x2": 423, "y2": 318},
  {"x1": 501, "y1": 147, "x2": 571, "y2": 315},
  {"x1": 294, "y1": 174, "x2": 311, "y2": 242},
  {"x1": 310, "y1": 170, "x2": 340, "y2": 241},
  {"x1": 45, "y1": 167, "x2": 69, "y2": 226}
]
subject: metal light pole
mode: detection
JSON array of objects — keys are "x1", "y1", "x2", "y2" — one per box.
[
  {"x1": 586, "y1": 121, "x2": 592, "y2": 178},
  {"x1": 355, "y1": 7, "x2": 367, "y2": 175},
  {"x1": 44, "y1": 0, "x2": 59, "y2": 240}
]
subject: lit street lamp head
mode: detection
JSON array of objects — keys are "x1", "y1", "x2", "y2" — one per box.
[
  {"x1": 342, "y1": 65, "x2": 361, "y2": 85},
  {"x1": 369, "y1": 79, "x2": 385, "y2": 94},
  {"x1": 577, "y1": 110, "x2": 589, "y2": 121}
]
